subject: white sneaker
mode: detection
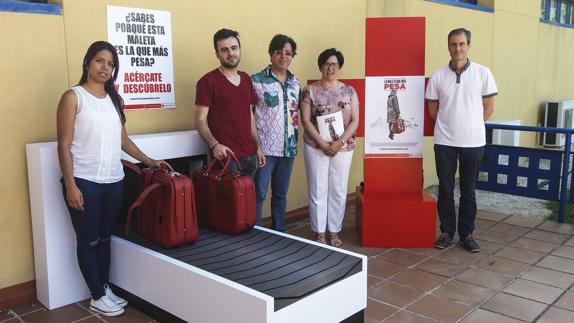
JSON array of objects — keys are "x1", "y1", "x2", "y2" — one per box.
[
  {"x1": 90, "y1": 294, "x2": 125, "y2": 316},
  {"x1": 104, "y1": 284, "x2": 128, "y2": 308}
]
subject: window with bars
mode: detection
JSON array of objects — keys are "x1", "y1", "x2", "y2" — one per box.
[{"x1": 541, "y1": 0, "x2": 574, "y2": 26}]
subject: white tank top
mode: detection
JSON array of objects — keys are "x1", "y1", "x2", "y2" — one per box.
[{"x1": 70, "y1": 86, "x2": 124, "y2": 183}]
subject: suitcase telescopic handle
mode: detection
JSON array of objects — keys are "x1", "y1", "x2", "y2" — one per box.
[{"x1": 124, "y1": 183, "x2": 163, "y2": 236}]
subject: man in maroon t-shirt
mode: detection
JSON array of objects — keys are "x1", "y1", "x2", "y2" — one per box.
[{"x1": 195, "y1": 28, "x2": 265, "y2": 177}]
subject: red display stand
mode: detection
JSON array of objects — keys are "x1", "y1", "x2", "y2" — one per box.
[{"x1": 357, "y1": 17, "x2": 436, "y2": 248}]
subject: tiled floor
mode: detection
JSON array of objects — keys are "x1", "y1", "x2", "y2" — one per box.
[{"x1": 3, "y1": 205, "x2": 574, "y2": 322}]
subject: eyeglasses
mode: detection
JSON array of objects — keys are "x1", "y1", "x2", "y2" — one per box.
[
  {"x1": 323, "y1": 62, "x2": 340, "y2": 69},
  {"x1": 273, "y1": 50, "x2": 294, "y2": 57}
]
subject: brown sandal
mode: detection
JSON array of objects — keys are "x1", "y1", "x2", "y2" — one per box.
[
  {"x1": 329, "y1": 232, "x2": 343, "y2": 247},
  {"x1": 315, "y1": 232, "x2": 326, "y2": 244}
]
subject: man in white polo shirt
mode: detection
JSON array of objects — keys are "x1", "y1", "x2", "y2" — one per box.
[{"x1": 425, "y1": 28, "x2": 498, "y2": 252}]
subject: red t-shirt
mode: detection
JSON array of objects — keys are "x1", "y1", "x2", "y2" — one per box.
[{"x1": 195, "y1": 69, "x2": 257, "y2": 158}]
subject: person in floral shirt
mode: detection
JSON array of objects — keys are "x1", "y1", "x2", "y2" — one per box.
[
  {"x1": 252, "y1": 34, "x2": 301, "y2": 231},
  {"x1": 301, "y1": 48, "x2": 359, "y2": 247}
]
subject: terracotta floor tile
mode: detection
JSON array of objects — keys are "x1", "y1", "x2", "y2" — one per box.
[
  {"x1": 368, "y1": 274, "x2": 384, "y2": 288},
  {"x1": 103, "y1": 306, "x2": 155, "y2": 323},
  {"x1": 488, "y1": 223, "x2": 532, "y2": 236},
  {"x1": 389, "y1": 269, "x2": 448, "y2": 292},
  {"x1": 434, "y1": 245, "x2": 487, "y2": 266},
  {"x1": 337, "y1": 227, "x2": 362, "y2": 246},
  {"x1": 405, "y1": 247, "x2": 444, "y2": 257},
  {"x1": 10, "y1": 301, "x2": 44, "y2": 316},
  {"x1": 551, "y1": 245, "x2": 574, "y2": 259},
  {"x1": 537, "y1": 220, "x2": 574, "y2": 235},
  {"x1": 555, "y1": 291, "x2": 574, "y2": 310},
  {"x1": 502, "y1": 216, "x2": 545, "y2": 228},
  {"x1": 344, "y1": 245, "x2": 390, "y2": 258},
  {"x1": 74, "y1": 317, "x2": 104, "y2": 322},
  {"x1": 476, "y1": 210, "x2": 509, "y2": 222},
  {"x1": 384, "y1": 310, "x2": 435, "y2": 322},
  {"x1": 377, "y1": 249, "x2": 428, "y2": 266},
  {"x1": 0, "y1": 310, "x2": 15, "y2": 321},
  {"x1": 414, "y1": 258, "x2": 469, "y2": 278},
  {"x1": 433, "y1": 280, "x2": 494, "y2": 306},
  {"x1": 480, "y1": 292, "x2": 547, "y2": 321},
  {"x1": 565, "y1": 236, "x2": 574, "y2": 247},
  {"x1": 520, "y1": 266, "x2": 574, "y2": 288},
  {"x1": 473, "y1": 229, "x2": 520, "y2": 244},
  {"x1": 503, "y1": 278, "x2": 564, "y2": 304},
  {"x1": 461, "y1": 308, "x2": 524, "y2": 323},
  {"x1": 509, "y1": 237, "x2": 559, "y2": 254},
  {"x1": 20, "y1": 303, "x2": 90, "y2": 323},
  {"x1": 476, "y1": 256, "x2": 531, "y2": 276},
  {"x1": 537, "y1": 306, "x2": 574, "y2": 323},
  {"x1": 494, "y1": 246, "x2": 546, "y2": 264},
  {"x1": 474, "y1": 218, "x2": 497, "y2": 229},
  {"x1": 456, "y1": 268, "x2": 513, "y2": 290},
  {"x1": 538, "y1": 255, "x2": 574, "y2": 274},
  {"x1": 368, "y1": 257, "x2": 408, "y2": 279},
  {"x1": 364, "y1": 298, "x2": 398, "y2": 323},
  {"x1": 472, "y1": 239, "x2": 505, "y2": 255},
  {"x1": 367, "y1": 281, "x2": 424, "y2": 307},
  {"x1": 406, "y1": 294, "x2": 472, "y2": 322},
  {"x1": 523, "y1": 230, "x2": 571, "y2": 244}
]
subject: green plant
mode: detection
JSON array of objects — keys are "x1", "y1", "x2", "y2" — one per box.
[{"x1": 544, "y1": 194, "x2": 574, "y2": 225}]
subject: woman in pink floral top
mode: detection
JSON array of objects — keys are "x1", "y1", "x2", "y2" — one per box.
[{"x1": 300, "y1": 48, "x2": 359, "y2": 247}]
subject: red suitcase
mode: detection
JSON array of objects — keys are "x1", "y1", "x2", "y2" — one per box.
[
  {"x1": 122, "y1": 160, "x2": 198, "y2": 248},
  {"x1": 391, "y1": 118, "x2": 405, "y2": 134},
  {"x1": 192, "y1": 155, "x2": 256, "y2": 234}
]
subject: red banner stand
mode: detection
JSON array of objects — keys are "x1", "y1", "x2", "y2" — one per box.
[{"x1": 356, "y1": 17, "x2": 436, "y2": 247}]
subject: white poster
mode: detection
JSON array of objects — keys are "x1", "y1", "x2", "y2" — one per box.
[
  {"x1": 107, "y1": 6, "x2": 175, "y2": 109},
  {"x1": 365, "y1": 76, "x2": 424, "y2": 157}
]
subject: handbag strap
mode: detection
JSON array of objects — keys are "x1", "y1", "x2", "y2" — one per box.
[{"x1": 124, "y1": 183, "x2": 162, "y2": 236}]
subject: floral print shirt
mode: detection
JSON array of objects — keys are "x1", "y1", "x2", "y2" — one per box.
[
  {"x1": 252, "y1": 66, "x2": 301, "y2": 157},
  {"x1": 301, "y1": 81, "x2": 359, "y2": 151}
]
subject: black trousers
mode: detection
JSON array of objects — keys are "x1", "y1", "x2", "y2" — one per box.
[{"x1": 434, "y1": 144, "x2": 484, "y2": 237}]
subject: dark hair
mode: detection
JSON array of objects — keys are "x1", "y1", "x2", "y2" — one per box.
[
  {"x1": 78, "y1": 41, "x2": 125, "y2": 124},
  {"x1": 317, "y1": 48, "x2": 344, "y2": 69},
  {"x1": 447, "y1": 28, "x2": 471, "y2": 45},
  {"x1": 213, "y1": 28, "x2": 241, "y2": 51},
  {"x1": 268, "y1": 34, "x2": 297, "y2": 57}
]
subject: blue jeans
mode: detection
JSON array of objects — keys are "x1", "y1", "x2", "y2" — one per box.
[
  {"x1": 227, "y1": 154, "x2": 258, "y2": 177},
  {"x1": 61, "y1": 177, "x2": 124, "y2": 299},
  {"x1": 434, "y1": 144, "x2": 484, "y2": 238},
  {"x1": 254, "y1": 156, "x2": 295, "y2": 231}
]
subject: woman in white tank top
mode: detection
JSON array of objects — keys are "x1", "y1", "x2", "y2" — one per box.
[{"x1": 56, "y1": 41, "x2": 171, "y2": 317}]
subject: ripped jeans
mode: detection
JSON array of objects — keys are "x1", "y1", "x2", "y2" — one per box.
[{"x1": 62, "y1": 177, "x2": 124, "y2": 299}]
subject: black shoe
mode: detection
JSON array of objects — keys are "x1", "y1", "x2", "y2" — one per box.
[
  {"x1": 435, "y1": 232, "x2": 453, "y2": 249},
  {"x1": 460, "y1": 235, "x2": 480, "y2": 253}
]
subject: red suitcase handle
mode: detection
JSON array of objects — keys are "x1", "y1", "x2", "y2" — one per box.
[
  {"x1": 203, "y1": 154, "x2": 242, "y2": 178},
  {"x1": 122, "y1": 159, "x2": 142, "y2": 176},
  {"x1": 124, "y1": 183, "x2": 162, "y2": 236}
]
